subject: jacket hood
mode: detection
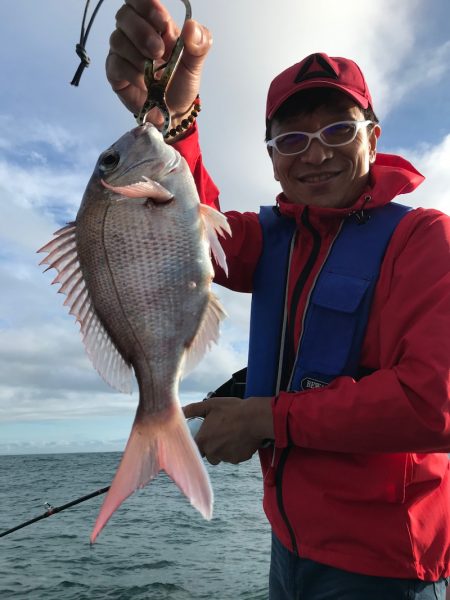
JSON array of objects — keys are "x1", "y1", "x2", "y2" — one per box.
[{"x1": 277, "y1": 152, "x2": 425, "y2": 221}]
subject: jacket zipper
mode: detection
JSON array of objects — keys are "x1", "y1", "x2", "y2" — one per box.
[
  {"x1": 274, "y1": 231, "x2": 297, "y2": 394},
  {"x1": 288, "y1": 218, "x2": 344, "y2": 390},
  {"x1": 275, "y1": 207, "x2": 322, "y2": 556},
  {"x1": 280, "y1": 208, "x2": 322, "y2": 390}
]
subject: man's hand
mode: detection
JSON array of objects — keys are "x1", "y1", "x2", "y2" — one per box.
[
  {"x1": 106, "y1": 0, "x2": 212, "y2": 121},
  {"x1": 184, "y1": 396, "x2": 274, "y2": 465}
]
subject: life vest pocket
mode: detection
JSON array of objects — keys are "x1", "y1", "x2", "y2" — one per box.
[{"x1": 300, "y1": 271, "x2": 371, "y2": 376}]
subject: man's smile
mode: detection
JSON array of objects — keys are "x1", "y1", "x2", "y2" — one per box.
[{"x1": 298, "y1": 171, "x2": 342, "y2": 184}]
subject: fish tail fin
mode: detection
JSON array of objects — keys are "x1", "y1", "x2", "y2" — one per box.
[{"x1": 90, "y1": 406, "x2": 213, "y2": 543}]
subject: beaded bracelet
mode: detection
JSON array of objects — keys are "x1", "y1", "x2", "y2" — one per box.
[{"x1": 164, "y1": 96, "x2": 201, "y2": 139}]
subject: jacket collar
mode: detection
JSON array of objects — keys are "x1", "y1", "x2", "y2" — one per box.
[{"x1": 276, "y1": 152, "x2": 424, "y2": 222}]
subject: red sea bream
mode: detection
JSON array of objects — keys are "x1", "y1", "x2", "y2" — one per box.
[{"x1": 38, "y1": 123, "x2": 230, "y2": 542}]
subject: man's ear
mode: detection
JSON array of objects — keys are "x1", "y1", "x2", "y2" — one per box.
[{"x1": 369, "y1": 124, "x2": 381, "y2": 164}]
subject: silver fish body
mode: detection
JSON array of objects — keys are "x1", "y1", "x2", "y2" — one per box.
[{"x1": 39, "y1": 123, "x2": 230, "y2": 542}]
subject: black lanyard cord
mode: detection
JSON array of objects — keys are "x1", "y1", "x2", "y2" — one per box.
[{"x1": 71, "y1": 0, "x2": 106, "y2": 86}]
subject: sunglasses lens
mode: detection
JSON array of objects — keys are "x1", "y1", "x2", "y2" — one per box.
[
  {"x1": 321, "y1": 122, "x2": 357, "y2": 145},
  {"x1": 275, "y1": 132, "x2": 309, "y2": 155}
]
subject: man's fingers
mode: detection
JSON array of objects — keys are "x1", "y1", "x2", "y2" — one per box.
[
  {"x1": 183, "y1": 400, "x2": 210, "y2": 419},
  {"x1": 194, "y1": 433, "x2": 220, "y2": 466},
  {"x1": 109, "y1": 29, "x2": 147, "y2": 75},
  {"x1": 105, "y1": 52, "x2": 147, "y2": 113},
  {"x1": 124, "y1": 0, "x2": 181, "y2": 63},
  {"x1": 125, "y1": 0, "x2": 172, "y2": 34},
  {"x1": 116, "y1": 4, "x2": 165, "y2": 59},
  {"x1": 181, "y1": 20, "x2": 212, "y2": 61},
  {"x1": 164, "y1": 20, "x2": 212, "y2": 114}
]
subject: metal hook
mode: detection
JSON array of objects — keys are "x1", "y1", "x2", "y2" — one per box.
[{"x1": 135, "y1": 0, "x2": 192, "y2": 134}]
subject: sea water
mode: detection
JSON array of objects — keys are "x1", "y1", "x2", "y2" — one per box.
[{"x1": 0, "y1": 452, "x2": 270, "y2": 599}]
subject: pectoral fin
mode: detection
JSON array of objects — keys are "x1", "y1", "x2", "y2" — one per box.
[
  {"x1": 101, "y1": 177, "x2": 173, "y2": 202},
  {"x1": 199, "y1": 204, "x2": 231, "y2": 277}
]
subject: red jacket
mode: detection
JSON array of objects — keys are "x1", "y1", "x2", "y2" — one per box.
[{"x1": 175, "y1": 125, "x2": 450, "y2": 581}]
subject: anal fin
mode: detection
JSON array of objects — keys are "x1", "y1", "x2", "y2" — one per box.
[{"x1": 182, "y1": 292, "x2": 227, "y2": 377}]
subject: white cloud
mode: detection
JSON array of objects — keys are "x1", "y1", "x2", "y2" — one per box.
[
  {"x1": 374, "y1": 40, "x2": 450, "y2": 114},
  {"x1": 392, "y1": 134, "x2": 450, "y2": 214},
  {"x1": 0, "y1": 116, "x2": 86, "y2": 158}
]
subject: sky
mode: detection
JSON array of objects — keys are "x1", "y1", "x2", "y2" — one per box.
[{"x1": 0, "y1": 0, "x2": 449, "y2": 454}]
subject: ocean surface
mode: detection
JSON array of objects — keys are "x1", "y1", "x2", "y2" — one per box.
[{"x1": 0, "y1": 452, "x2": 271, "y2": 599}]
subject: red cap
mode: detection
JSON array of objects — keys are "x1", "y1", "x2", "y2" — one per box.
[{"x1": 266, "y1": 52, "x2": 373, "y2": 120}]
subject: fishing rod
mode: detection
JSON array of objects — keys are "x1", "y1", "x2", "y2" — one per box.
[
  {"x1": 0, "y1": 486, "x2": 109, "y2": 539},
  {"x1": 1, "y1": 416, "x2": 206, "y2": 539}
]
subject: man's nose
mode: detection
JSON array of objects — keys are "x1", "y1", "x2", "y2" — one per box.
[{"x1": 299, "y1": 138, "x2": 333, "y2": 164}]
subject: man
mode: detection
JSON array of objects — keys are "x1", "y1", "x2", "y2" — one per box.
[{"x1": 106, "y1": 2, "x2": 450, "y2": 598}]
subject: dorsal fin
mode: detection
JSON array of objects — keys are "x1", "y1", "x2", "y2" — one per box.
[{"x1": 38, "y1": 223, "x2": 133, "y2": 393}]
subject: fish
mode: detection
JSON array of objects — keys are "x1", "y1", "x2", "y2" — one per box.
[{"x1": 38, "y1": 122, "x2": 231, "y2": 543}]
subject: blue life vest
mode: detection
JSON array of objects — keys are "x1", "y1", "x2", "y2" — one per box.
[{"x1": 245, "y1": 202, "x2": 411, "y2": 398}]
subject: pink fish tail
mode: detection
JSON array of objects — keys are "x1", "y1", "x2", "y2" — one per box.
[{"x1": 90, "y1": 406, "x2": 213, "y2": 543}]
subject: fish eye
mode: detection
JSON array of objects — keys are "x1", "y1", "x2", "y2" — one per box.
[{"x1": 99, "y1": 150, "x2": 120, "y2": 172}]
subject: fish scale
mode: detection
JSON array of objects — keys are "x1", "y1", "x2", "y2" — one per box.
[{"x1": 98, "y1": 201, "x2": 208, "y2": 374}]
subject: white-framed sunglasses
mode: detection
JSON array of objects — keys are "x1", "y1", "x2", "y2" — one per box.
[{"x1": 266, "y1": 120, "x2": 373, "y2": 156}]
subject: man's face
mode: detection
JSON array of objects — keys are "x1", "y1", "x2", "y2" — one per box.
[{"x1": 269, "y1": 95, "x2": 380, "y2": 208}]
